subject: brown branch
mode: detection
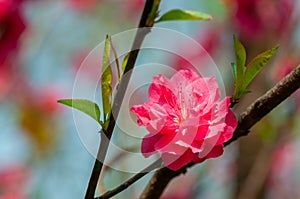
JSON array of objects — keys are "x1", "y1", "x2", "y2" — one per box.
[
  {"x1": 139, "y1": 162, "x2": 193, "y2": 199},
  {"x1": 95, "y1": 159, "x2": 162, "y2": 199},
  {"x1": 97, "y1": 147, "x2": 138, "y2": 193},
  {"x1": 84, "y1": 1, "x2": 161, "y2": 198},
  {"x1": 226, "y1": 64, "x2": 300, "y2": 145},
  {"x1": 139, "y1": 64, "x2": 300, "y2": 199},
  {"x1": 85, "y1": 131, "x2": 110, "y2": 199}
]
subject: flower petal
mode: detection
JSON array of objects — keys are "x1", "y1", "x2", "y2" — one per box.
[
  {"x1": 154, "y1": 133, "x2": 176, "y2": 151},
  {"x1": 148, "y1": 75, "x2": 177, "y2": 107},
  {"x1": 222, "y1": 109, "x2": 238, "y2": 142},
  {"x1": 210, "y1": 97, "x2": 230, "y2": 124},
  {"x1": 156, "y1": 138, "x2": 187, "y2": 155},
  {"x1": 170, "y1": 69, "x2": 200, "y2": 84},
  {"x1": 162, "y1": 148, "x2": 195, "y2": 171},
  {"x1": 193, "y1": 145, "x2": 224, "y2": 163},
  {"x1": 130, "y1": 102, "x2": 152, "y2": 126},
  {"x1": 141, "y1": 133, "x2": 162, "y2": 157}
]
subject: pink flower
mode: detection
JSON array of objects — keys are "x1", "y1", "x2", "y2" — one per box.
[
  {"x1": 0, "y1": 166, "x2": 28, "y2": 188},
  {"x1": 124, "y1": 0, "x2": 144, "y2": 13},
  {"x1": 131, "y1": 69, "x2": 237, "y2": 170},
  {"x1": 272, "y1": 55, "x2": 299, "y2": 83},
  {"x1": 0, "y1": 0, "x2": 26, "y2": 65},
  {"x1": 0, "y1": 0, "x2": 25, "y2": 100},
  {"x1": 0, "y1": 64, "x2": 11, "y2": 99},
  {"x1": 227, "y1": 0, "x2": 295, "y2": 41},
  {"x1": 0, "y1": 192, "x2": 27, "y2": 199},
  {"x1": 68, "y1": 0, "x2": 101, "y2": 12},
  {"x1": 0, "y1": 165, "x2": 29, "y2": 199}
]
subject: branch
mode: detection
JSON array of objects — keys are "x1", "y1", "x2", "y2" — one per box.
[
  {"x1": 95, "y1": 159, "x2": 162, "y2": 199},
  {"x1": 85, "y1": 131, "x2": 110, "y2": 199},
  {"x1": 84, "y1": 1, "x2": 161, "y2": 198},
  {"x1": 139, "y1": 163, "x2": 193, "y2": 199},
  {"x1": 225, "y1": 64, "x2": 300, "y2": 145},
  {"x1": 140, "y1": 64, "x2": 300, "y2": 199}
]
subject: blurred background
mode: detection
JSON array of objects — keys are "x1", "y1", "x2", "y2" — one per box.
[{"x1": 1, "y1": 0, "x2": 300, "y2": 198}]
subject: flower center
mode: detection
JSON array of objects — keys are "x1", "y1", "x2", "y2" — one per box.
[
  {"x1": 173, "y1": 117, "x2": 180, "y2": 124},
  {"x1": 178, "y1": 83, "x2": 188, "y2": 120}
]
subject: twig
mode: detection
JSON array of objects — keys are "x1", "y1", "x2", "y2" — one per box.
[
  {"x1": 84, "y1": 1, "x2": 161, "y2": 198},
  {"x1": 139, "y1": 162, "x2": 193, "y2": 199},
  {"x1": 139, "y1": 64, "x2": 300, "y2": 199},
  {"x1": 226, "y1": 64, "x2": 300, "y2": 145},
  {"x1": 97, "y1": 146, "x2": 138, "y2": 193},
  {"x1": 85, "y1": 131, "x2": 110, "y2": 199},
  {"x1": 95, "y1": 159, "x2": 163, "y2": 199}
]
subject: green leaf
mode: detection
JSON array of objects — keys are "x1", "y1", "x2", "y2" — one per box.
[
  {"x1": 233, "y1": 35, "x2": 246, "y2": 90},
  {"x1": 242, "y1": 46, "x2": 279, "y2": 90},
  {"x1": 156, "y1": 9, "x2": 212, "y2": 23},
  {"x1": 231, "y1": 63, "x2": 237, "y2": 83},
  {"x1": 122, "y1": 53, "x2": 130, "y2": 73},
  {"x1": 58, "y1": 99, "x2": 101, "y2": 124},
  {"x1": 109, "y1": 37, "x2": 121, "y2": 80},
  {"x1": 101, "y1": 35, "x2": 113, "y2": 128}
]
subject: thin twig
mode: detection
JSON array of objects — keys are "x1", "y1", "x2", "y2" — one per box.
[
  {"x1": 139, "y1": 162, "x2": 193, "y2": 199},
  {"x1": 85, "y1": 130, "x2": 111, "y2": 198},
  {"x1": 139, "y1": 65, "x2": 300, "y2": 199},
  {"x1": 97, "y1": 146, "x2": 138, "y2": 192},
  {"x1": 95, "y1": 159, "x2": 163, "y2": 199},
  {"x1": 84, "y1": 1, "x2": 161, "y2": 198}
]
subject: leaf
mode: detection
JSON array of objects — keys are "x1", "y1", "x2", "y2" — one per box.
[
  {"x1": 109, "y1": 37, "x2": 121, "y2": 80},
  {"x1": 156, "y1": 9, "x2": 212, "y2": 23},
  {"x1": 231, "y1": 63, "x2": 237, "y2": 83},
  {"x1": 231, "y1": 36, "x2": 278, "y2": 101},
  {"x1": 58, "y1": 99, "x2": 101, "y2": 124},
  {"x1": 242, "y1": 45, "x2": 279, "y2": 90},
  {"x1": 233, "y1": 35, "x2": 246, "y2": 90},
  {"x1": 101, "y1": 35, "x2": 113, "y2": 127},
  {"x1": 122, "y1": 53, "x2": 130, "y2": 73}
]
